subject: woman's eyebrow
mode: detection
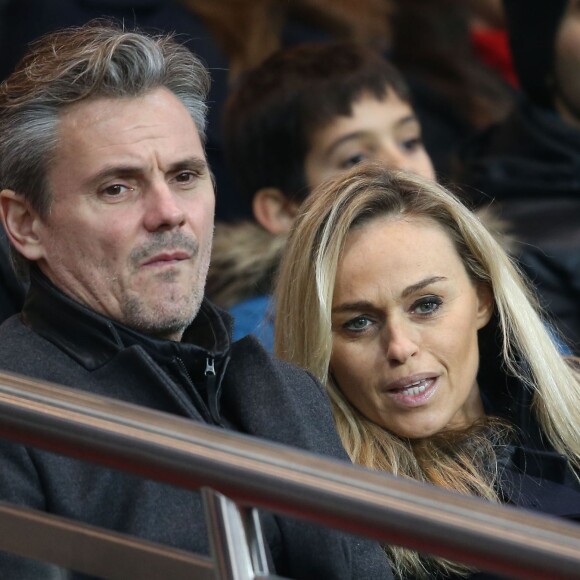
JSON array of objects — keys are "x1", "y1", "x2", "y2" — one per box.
[
  {"x1": 332, "y1": 300, "x2": 375, "y2": 315},
  {"x1": 401, "y1": 276, "x2": 447, "y2": 298}
]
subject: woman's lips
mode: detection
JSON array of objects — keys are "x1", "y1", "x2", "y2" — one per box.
[{"x1": 385, "y1": 376, "x2": 439, "y2": 407}]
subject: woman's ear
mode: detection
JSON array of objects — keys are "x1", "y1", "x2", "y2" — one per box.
[
  {"x1": 252, "y1": 187, "x2": 300, "y2": 234},
  {"x1": 476, "y1": 283, "x2": 494, "y2": 330},
  {"x1": 0, "y1": 189, "x2": 45, "y2": 261}
]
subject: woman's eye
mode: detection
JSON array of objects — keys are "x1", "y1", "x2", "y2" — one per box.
[
  {"x1": 412, "y1": 297, "x2": 442, "y2": 315},
  {"x1": 343, "y1": 316, "x2": 373, "y2": 332}
]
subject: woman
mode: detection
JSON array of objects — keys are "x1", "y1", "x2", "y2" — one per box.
[{"x1": 274, "y1": 163, "x2": 580, "y2": 578}]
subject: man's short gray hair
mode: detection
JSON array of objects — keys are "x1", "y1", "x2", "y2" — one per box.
[{"x1": 0, "y1": 21, "x2": 211, "y2": 278}]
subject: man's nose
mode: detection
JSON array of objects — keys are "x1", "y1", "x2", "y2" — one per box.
[{"x1": 143, "y1": 181, "x2": 186, "y2": 232}]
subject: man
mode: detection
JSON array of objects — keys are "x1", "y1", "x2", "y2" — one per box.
[
  {"x1": 457, "y1": 0, "x2": 580, "y2": 356},
  {"x1": 0, "y1": 23, "x2": 392, "y2": 578}
]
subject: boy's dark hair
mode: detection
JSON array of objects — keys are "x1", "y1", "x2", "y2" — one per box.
[{"x1": 223, "y1": 41, "x2": 411, "y2": 213}]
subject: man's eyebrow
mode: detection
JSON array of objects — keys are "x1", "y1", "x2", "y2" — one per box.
[
  {"x1": 86, "y1": 156, "x2": 209, "y2": 188},
  {"x1": 166, "y1": 157, "x2": 209, "y2": 173},
  {"x1": 331, "y1": 276, "x2": 447, "y2": 314}
]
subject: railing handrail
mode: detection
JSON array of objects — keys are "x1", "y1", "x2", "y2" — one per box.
[
  {"x1": 0, "y1": 502, "x2": 216, "y2": 580},
  {"x1": 0, "y1": 370, "x2": 579, "y2": 579}
]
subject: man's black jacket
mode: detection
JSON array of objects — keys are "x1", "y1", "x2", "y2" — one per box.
[{"x1": 0, "y1": 271, "x2": 392, "y2": 579}]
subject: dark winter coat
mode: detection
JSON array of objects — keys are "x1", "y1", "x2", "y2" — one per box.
[
  {"x1": 476, "y1": 317, "x2": 580, "y2": 520},
  {"x1": 0, "y1": 224, "x2": 25, "y2": 324},
  {"x1": 0, "y1": 271, "x2": 393, "y2": 579}
]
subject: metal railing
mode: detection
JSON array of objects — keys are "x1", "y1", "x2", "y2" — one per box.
[{"x1": 0, "y1": 370, "x2": 579, "y2": 579}]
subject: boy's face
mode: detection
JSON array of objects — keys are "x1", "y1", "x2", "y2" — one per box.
[{"x1": 304, "y1": 90, "x2": 435, "y2": 190}]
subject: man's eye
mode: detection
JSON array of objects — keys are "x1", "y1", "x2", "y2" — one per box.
[
  {"x1": 174, "y1": 171, "x2": 197, "y2": 184},
  {"x1": 412, "y1": 296, "x2": 442, "y2": 315},
  {"x1": 102, "y1": 184, "x2": 133, "y2": 197}
]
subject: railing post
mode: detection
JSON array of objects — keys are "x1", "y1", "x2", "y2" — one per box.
[
  {"x1": 244, "y1": 506, "x2": 270, "y2": 575},
  {"x1": 202, "y1": 487, "x2": 271, "y2": 580}
]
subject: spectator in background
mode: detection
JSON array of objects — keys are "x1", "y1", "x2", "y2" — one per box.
[
  {"x1": 0, "y1": 22, "x2": 393, "y2": 579},
  {"x1": 206, "y1": 41, "x2": 435, "y2": 350},
  {"x1": 390, "y1": 0, "x2": 516, "y2": 179},
  {"x1": 468, "y1": 0, "x2": 519, "y2": 87},
  {"x1": 457, "y1": 0, "x2": 580, "y2": 355},
  {"x1": 274, "y1": 163, "x2": 580, "y2": 579},
  {"x1": 182, "y1": 0, "x2": 394, "y2": 84}
]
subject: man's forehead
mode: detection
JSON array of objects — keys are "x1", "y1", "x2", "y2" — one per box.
[
  {"x1": 54, "y1": 90, "x2": 203, "y2": 153},
  {"x1": 57, "y1": 88, "x2": 200, "y2": 136}
]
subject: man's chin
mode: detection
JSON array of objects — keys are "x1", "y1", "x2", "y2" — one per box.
[
  {"x1": 130, "y1": 314, "x2": 193, "y2": 341},
  {"x1": 121, "y1": 295, "x2": 200, "y2": 341}
]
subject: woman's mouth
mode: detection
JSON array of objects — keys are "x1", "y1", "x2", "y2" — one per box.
[{"x1": 386, "y1": 377, "x2": 438, "y2": 406}]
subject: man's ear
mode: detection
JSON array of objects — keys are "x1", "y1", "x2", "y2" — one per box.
[
  {"x1": 252, "y1": 187, "x2": 300, "y2": 234},
  {"x1": 476, "y1": 283, "x2": 494, "y2": 330},
  {"x1": 0, "y1": 189, "x2": 45, "y2": 261}
]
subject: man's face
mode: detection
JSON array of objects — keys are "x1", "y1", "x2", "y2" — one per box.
[
  {"x1": 554, "y1": 0, "x2": 580, "y2": 125},
  {"x1": 35, "y1": 88, "x2": 215, "y2": 340}
]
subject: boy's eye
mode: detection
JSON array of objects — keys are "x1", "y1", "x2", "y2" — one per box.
[
  {"x1": 341, "y1": 153, "x2": 368, "y2": 169},
  {"x1": 400, "y1": 137, "x2": 423, "y2": 152}
]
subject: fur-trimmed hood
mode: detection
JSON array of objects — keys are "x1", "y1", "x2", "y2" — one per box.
[{"x1": 206, "y1": 221, "x2": 287, "y2": 308}]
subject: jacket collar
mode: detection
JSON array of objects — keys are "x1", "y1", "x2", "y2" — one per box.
[{"x1": 22, "y1": 269, "x2": 233, "y2": 370}]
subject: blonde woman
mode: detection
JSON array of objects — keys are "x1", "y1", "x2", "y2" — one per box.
[{"x1": 274, "y1": 163, "x2": 580, "y2": 579}]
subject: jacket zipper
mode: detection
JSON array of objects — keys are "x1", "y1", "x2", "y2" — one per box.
[
  {"x1": 205, "y1": 357, "x2": 221, "y2": 424},
  {"x1": 175, "y1": 356, "x2": 213, "y2": 423}
]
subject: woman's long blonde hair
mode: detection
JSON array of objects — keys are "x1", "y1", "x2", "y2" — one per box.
[{"x1": 274, "y1": 163, "x2": 580, "y2": 578}]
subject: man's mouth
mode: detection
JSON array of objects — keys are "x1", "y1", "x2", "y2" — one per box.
[{"x1": 142, "y1": 250, "x2": 191, "y2": 267}]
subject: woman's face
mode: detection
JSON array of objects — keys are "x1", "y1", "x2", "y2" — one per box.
[{"x1": 330, "y1": 215, "x2": 492, "y2": 439}]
